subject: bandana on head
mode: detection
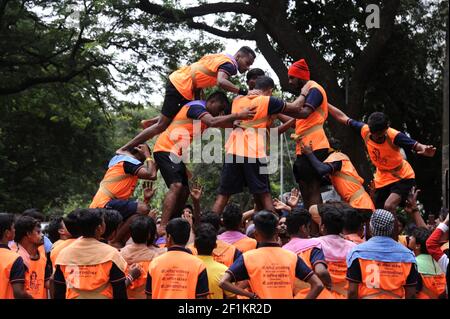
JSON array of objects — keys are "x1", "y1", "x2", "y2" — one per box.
[
  {"x1": 288, "y1": 59, "x2": 310, "y2": 80},
  {"x1": 370, "y1": 209, "x2": 395, "y2": 237}
]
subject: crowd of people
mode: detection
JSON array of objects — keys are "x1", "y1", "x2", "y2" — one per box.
[{"x1": 1, "y1": 45, "x2": 448, "y2": 299}]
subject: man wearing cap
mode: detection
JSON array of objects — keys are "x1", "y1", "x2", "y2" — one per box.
[
  {"x1": 287, "y1": 59, "x2": 331, "y2": 212},
  {"x1": 346, "y1": 209, "x2": 419, "y2": 299}
]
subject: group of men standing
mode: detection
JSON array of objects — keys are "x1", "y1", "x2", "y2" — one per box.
[{"x1": 1, "y1": 44, "x2": 443, "y2": 300}]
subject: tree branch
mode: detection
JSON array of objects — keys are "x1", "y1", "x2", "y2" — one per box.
[
  {"x1": 0, "y1": 60, "x2": 106, "y2": 95},
  {"x1": 138, "y1": 0, "x2": 257, "y2": 20},
  {"x1": 253, "y1": 22, "x2": 290, "y2": 91},
  {"x1": 186, "y1": 21, "x2": 256, "y2": 40},
  {"x1": 349, "y1": 0, "x2": 401, "y2": 116}
]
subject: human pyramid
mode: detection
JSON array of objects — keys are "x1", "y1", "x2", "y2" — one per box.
[{"x1": 1, "y1": 46, "x2": 448, "y2": 300}]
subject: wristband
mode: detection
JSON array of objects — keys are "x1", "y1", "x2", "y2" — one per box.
[
  {"x1": 145, "y1": 157, "x2": 152, "y2": 162},
  {"x1": 300, "y1": 93, "x2": 307, "y2": 98},
  {"x1": 238, "y1": 88, "x2": 248, "y2": 96}
]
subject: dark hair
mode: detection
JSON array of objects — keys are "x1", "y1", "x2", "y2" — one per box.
[
  {"x1": 47, "y1": 217, "x2": 63, "y2": 243},
  {"x1": 199, "y1": 211, "x2": 221, "y2": 231},
  {"x1": 253, "y1": 210, "x2": 279, "y2": 239},
  {"x1": 166, "y1": 218, "x2": 191, "y2": 246},
  {"x1": 194, "y1": 223, "x2": 217, "y2": 255},
  {"x1": 77, "y1": 208, "x2": 104, "y2": 238},
  {"x1": 439, "y1": 208, "x2": 448, "y2": 221},
  {"x1": 343, "y1": 208, "x2": 363, "y2": 233},
  {"x1": 286, "y1": 208, "x2": 311, "y2": 235},
  {"x1": 64, "y1": 210, "x2": 81, "y2": 238},
  {"x1": 14, "y1": 216, "x2": 40, "y2": 243},
  {"x1": 368, "y1": 112, "x2": 389, "y2": 133},
  {"x1": 320, "y1": 205, "x2": 344, "y2": 235},
  {"x1": 207, "y1": 91, "x2": 230, "y2": 109},
  {"x1": 22, "y1": 208, "x2": 45, "y2": 222},
  {"x1": 246, "y1": 68, "x2": 265, "y2": 82},
  {"x1": 238, "y1": 46, "x2": 256, "y2": 59},
  {"x1": 102, "y1": 209, "x2": 123, "y2": 240},
  {"x1": 254, "y1": 76, "x2": 275, "y2": 91},
  {"x1": 0, "y1": 213, "x2": 15, "y2": 239},
  {"x1": 328, "y1": 137, "x2": 342, "y2": 151},
  {"x1": 183, "y1": 205, "x2": 194, "y2": 213},
  {"x1": 130, "y1": 215, "x2": 157, "y2": 245},
  {"x1": 412, "y1": 227, "x2": 432, "y2": 254},
  {"x1": 222, "y1": 203, "x2": 242, "y2": 230},
  {"x1": 403, "y1": 222, "x2": 417, "y2": 236}
]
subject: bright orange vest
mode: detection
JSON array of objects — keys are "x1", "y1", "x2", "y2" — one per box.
[
  {"x1": 232, "y1": 237, "x2": 257, "y2": 253},
  {"x1": 23, "y1": 246, "x2": 48, "y2": 299},
  {"x1": 243, "y1": 247, "x2": 298, "y2": 299},
  {"x1": 169, "y1": 53, "x2": 237, "y2": 100},
  {"x1": 317, "y1": 261, "x2": 348, "y2": 299},
  {"x1": 324, "y1": 152, "x2": 375, "y2": 211},
  {"x1": 225, "y1": 95, "x2": 275, "y2": 158},
  {"x1": 417, "y1": 273, "x2": 447, "y2": 299},
  {"x1": 59, "y1": 262, "x2": 115, "y2": 299},
  {"x1": 153, "y1": 103, "x2": 208, "y2": 155},
  {"x1": 292, "y1": 81, "x2": 329, "y2": 155},
  {"x1": 189, "y1": 239, "x2": 238, "y2": 267},
  {"x1": 293, "y1": 248, "x2": 314, "y2": 299},
  {"x1": 361, "y1": 125, "x2": 415, "y2": 188},
  {"x1": 126, "y1": 260, "x2": 151, "y2": 299},
  {"x1": 50, "y1": 238, "x2": 76, "y2": 271},
  {"x1": 148, "y1": 250, "x2": 207, "y2": 299},
  {"x1": 357, "y1": 259, "x2": 412, "y2": 299},
  {"x1": 0, "y1": 247, "x2": 22, "y2": 299},
  {"x1": 89, "y1": 161, "x2": 139, "y2": 209}
]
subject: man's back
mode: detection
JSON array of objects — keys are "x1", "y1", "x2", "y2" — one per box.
[{"x1": 147, "y1": 247, "x2": 208, "y2": 299}]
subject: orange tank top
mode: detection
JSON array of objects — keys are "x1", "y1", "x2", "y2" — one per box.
[
  {"x1": 0, "y1": 247, "x2": 23, "y2": 299},
  {"x1": 243, "y1": 247, "x2": 298, "y2": 299},
  {"x1": 50, "y1": 238, "x2": 76, "y2": 270},
  {"x1": 317, "y1": 260, "x2": 348, "y2": 299},
  {"x1": 293, "y1": 81, "x2": 329, "y2": 155},
  {"x1": 324, "y1": 152, "x2": 375, "y2": 211},
  {"x1": 361, "y1": 125, "x2": 415, "y2": 188},
  {"x1": 358, "y1": 259, "x2": 412, "y2": 299},
  {"x1": 24, "y1": 246, "x2": 48, "y2": 299},
  {"x1": 169, "y1": 53, "x2": 237, "y2": 100},
  {"x1": 153, "y1": 102, "x2": 208, "y2": 155},
  {"x1": 89, "y1": 161, "x2": 139, "y2": 209},
  {"x1": 189, "y1": 239, "x2": 238, "y2": 267},
  {"x1": 417, "y1": 273, "x2": 447, "y2": 299},
  {"x1": 148, "y1": 250, "x2": 206, "y2": 299},
  {"x1": 126, "y1": 261, "x2": 151, "y2": 299},
  {"x1": 225, "y1": 95, "x2": 275, "y2": 159},
  {"x1": 232, "y1": 237, "x2": 257, "y2": 253}
]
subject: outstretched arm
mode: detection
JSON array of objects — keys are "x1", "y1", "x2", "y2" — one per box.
[
  {"x1": 200, "y1": 107, "x2": 256, "y2": 128},
  {"x1": 328, "y1": 103, "x2": 350, "y2": 125}
]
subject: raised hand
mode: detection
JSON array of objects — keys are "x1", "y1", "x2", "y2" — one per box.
[
  {"x1": 287, "y1": 188, "x2": 300, "y2": 208},
  {"x1": 190, "y1": 184, "x2": 203, "y2": 202},
  {"x1": 416, "y1": 144, "x2": 436, "y2": 157},
  {"x1": 405, "y1": 186, "x2": 420, "y2": 213}
]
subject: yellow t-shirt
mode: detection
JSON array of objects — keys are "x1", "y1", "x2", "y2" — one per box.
[{"x1": 196, "y1": 255, "x2": 235, "y2": 299}]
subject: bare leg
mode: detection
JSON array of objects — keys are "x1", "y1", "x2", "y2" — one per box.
[
  {"x1": 384, "y1": 192, "x2": 402, "y2": 240},
  {"x1": 158, "y1": 182, "x2": 188, "y2": 235},
  {"x1": 109, "y1": 213, "x2": 140, "y2": 248},
  {"x1": 213, "y1": 194, "x2": 231, "y2": 214},
  {"x1": 299, "y1": 179, "x2": 323, "y2": 236},
  {"x1": 254, "y1": 193, "x2": 275, "y2": 213},
  {"x1": 117, "y1": 115, "x2": 172, "y2": 154}
]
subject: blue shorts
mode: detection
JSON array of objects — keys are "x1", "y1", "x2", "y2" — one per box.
[{"x1": 105, "y1": 199, "x2": 138, "y2": 220}]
